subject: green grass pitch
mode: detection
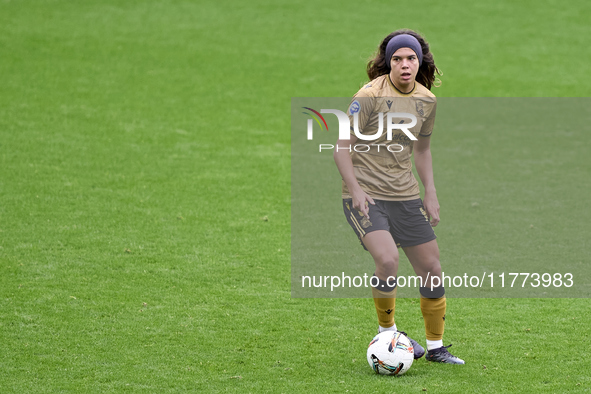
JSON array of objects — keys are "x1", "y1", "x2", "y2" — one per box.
[{"x1": 1, "y1": 0, "x2": 591, "y2": 392}]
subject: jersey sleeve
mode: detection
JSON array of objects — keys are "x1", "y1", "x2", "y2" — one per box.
[
  {"x1": 347, "y1": 89, "x2": 375, "y2": 137},
  {"x1": 419, "y1": 98, "x2": 437, "y2": 137}
]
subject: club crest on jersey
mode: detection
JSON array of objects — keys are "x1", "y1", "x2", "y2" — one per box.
[{"x1": 416, "y1": 101, "x2": 424, "y2": 116}]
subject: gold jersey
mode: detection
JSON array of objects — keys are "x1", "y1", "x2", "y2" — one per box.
[{"x1": 342, "y1": 74, "x2": 437, "y2": 201}]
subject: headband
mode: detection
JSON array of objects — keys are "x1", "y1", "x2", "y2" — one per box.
[{"x1": 385, "y1": 34, "x2": 423, "y2": 68}]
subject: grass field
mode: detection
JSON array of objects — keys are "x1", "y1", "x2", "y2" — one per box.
[{"x1": 1, "y1": 0, "x2": 591, "y2": 392}]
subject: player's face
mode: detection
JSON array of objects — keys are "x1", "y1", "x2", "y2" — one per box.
[{"x1": 389, "y1": 47, "x2": 419, "y2": 93}]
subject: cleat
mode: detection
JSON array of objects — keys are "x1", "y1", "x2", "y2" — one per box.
[
  {"x1": 425, "y1": 344, "x2": 465, "y2": 364},
  {"x1": 398, "y1": 331, "x2": 425, "y2": 360}
]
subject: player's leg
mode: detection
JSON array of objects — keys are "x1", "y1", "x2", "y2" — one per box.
[
  {"x1": 386, "y1": 198, "x2": 459, "y2": 363},
  {"x1": 402, "y1": 240, "x2": 445, "y2": 345},
  {"x1": 343, "y1": 199, "x2": 425, "y2": 359},
  {"x1": 385, "y1": 199, "x2": 442, "y2": 337},
  {"x1": 362, "y1": 230, "x2": 399, "y2": 283},
  {"x1": 360, "y1": 230, "x2": 399, "y2": 331},
  {"x1": 362, "y1": 231, "x2": 426, "y2": 360},
  {"x1": 342, "y1": 200, "x2": 399, "y2": 330},
  {"x1": 403, "y1": 240, "x2": 464, "y2": 364}
]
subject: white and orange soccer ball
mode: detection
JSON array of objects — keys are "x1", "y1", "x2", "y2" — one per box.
[{"x1": 367, "y1": 331, "x2": 414, "y2": 376}]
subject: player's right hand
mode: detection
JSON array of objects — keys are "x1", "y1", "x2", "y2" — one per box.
[{"x1": 351, "y1": 190, "x2": 375, "y2": 219}]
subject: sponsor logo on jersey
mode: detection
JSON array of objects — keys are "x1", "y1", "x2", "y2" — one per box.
[{"x1": 349, "y1": 100, "x2": 360, "y2": 115}]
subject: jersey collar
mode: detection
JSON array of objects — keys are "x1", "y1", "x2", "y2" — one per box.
[{"x1": 388, "y1": 75, "x2": 416, "y2": 96}]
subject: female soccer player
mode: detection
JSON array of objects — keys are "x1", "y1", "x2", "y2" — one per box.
[{"x1": 334, "y1": 29, "x2": 464, "y2": 364}]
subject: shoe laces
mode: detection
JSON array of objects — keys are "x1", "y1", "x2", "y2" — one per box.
[{"x1": 433, "y1": 344, "x2": 453, "y2": 354}]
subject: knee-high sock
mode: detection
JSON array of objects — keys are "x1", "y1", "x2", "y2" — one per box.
[
  {"x1": 420, "y1": 295, "x2": 446, "y2": 340},
  {"x1": 372, "y1": 286, "x2": 397, "y2": 328}
]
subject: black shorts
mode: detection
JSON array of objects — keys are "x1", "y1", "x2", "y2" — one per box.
[{"x1": 343, "y1": 198, "x2": 436, "y2": 249}]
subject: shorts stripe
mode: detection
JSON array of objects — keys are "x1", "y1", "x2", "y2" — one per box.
[{"x1": 349, "y1": 212, "x2": 366, "y2": 237}]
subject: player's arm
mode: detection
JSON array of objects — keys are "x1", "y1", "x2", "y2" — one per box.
[
  {"x1": 413, "y1": 135, "x2": 440, "y2": 226},
  {"x1": 334, "y1": 134, "x2": 375, "y2": 218}
]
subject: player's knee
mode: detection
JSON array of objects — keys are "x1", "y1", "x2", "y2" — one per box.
[
  {"x1": 423, "y1": 258, "x2": 441, "y2": 275},
  {"x1": 415, "y1": 259, "x2": 441, "y2": 279},
  {"x1": 427, "y1": 261, "x2": 442, "y2": 278},
  {"x1": 374, "y1": 254, "x2": 398, "y2": 273}
]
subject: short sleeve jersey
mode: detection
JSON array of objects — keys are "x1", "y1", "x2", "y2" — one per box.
[{"x1": 342, "y1": 74, "x2": 437, "y2": 201}]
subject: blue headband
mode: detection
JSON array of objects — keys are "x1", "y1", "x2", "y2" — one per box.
[{"x1": 385, "y1": 34, "x2": 423, "y2": 68}]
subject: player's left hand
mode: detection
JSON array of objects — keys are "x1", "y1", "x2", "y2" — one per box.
[{"x1": 423, "y1": 192, "x2": 440, "y2": 227}]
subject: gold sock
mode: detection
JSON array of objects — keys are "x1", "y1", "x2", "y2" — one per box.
[
  {"x1": 372, "y1": 286, "x2": 397, "y2": 328},
  {"x1": 420, "y1": 296, "x2": 446, "y2": 340}
]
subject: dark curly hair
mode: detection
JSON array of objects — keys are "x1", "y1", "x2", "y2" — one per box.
[{"x1": 366, "y1": 29, "x2": 441, "y2": 90}]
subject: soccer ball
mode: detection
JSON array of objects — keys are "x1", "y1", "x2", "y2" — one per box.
[{"x1": 367, "y1": 331, "x2": 414, "y2": 376}]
